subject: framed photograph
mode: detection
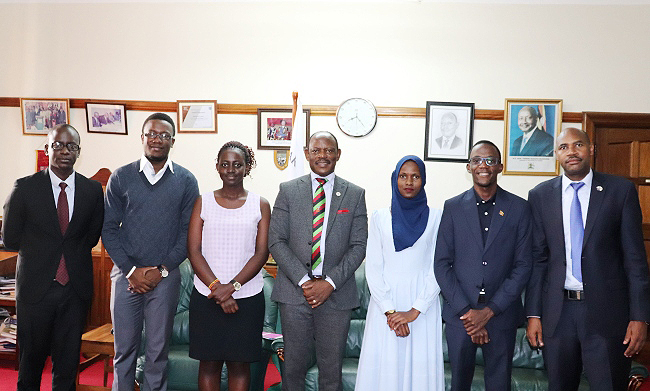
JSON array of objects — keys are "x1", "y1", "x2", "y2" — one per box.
[
  {"x1": 21, "y1": 98, "x2": 70, "y2": 135},
  {"x1": 503, "y1": 99, "x2": 562, "y2": 176},
  {"x1": 424, "y1": 101, "x2": 474, "y2": 162},
  {"x1": 177, "y1": 100, "x2": 217, "y2": 133},
  {"x1": 85, "y1": 102, "x2": 128, "y2": 135},
  {"x1": 257, "y1": 108, "x2": 310, "y2": 150}
]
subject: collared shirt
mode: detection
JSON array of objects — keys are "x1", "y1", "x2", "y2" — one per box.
[
  {"x1": 139, "y1": 155, "x2": 174, "y2": 185},
  {"x1": 298, "y1": 171, "x2": 336, "y2": 289},
  {"x1": 474, "y1": 190, "x2": 496, "y2": 245},
  {"x1": 49, "y1": 169, "x2": 75, "y2": 221},
  {"x1": 562, "y1": 169, "x2": 593, "y2": 290},
  {"x1": 520, "y1": 130, "x2": 534, "y2": 152}
]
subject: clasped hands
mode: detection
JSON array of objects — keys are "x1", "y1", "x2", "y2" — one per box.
[
  {"x1": 208, "y1": 282, "x2": 239, "y2": 314},
  {"x1": 460, "y1": 307, "x2": 494, "y2": 345},
  {"x1": 302, "y1": 278, "x2": 334, "y2": 309},
  {"x1": 127, "y1": 266, "x2": 163, "y2": 294},
  {"x1": 386, "y1": 309, "x2": 420, "y2": 338}
]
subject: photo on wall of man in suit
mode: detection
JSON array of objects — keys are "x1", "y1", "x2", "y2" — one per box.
[{"x1": 424, "y1": 101, "x2": 474, "y2": 163}]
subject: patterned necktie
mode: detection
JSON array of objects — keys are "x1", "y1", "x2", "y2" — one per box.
[
  {"x1": 56, "y1": 182, "x2": 70, "y2": 285},
  {"x1": 570, "y1": 182, "x2": 585, "y2": 283},
  {"x1": 312, "y1": 178, "x2": 327, "y2": 271}
]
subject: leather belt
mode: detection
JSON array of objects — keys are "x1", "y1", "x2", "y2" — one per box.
[{"x1": 564, "y1": 289, "x2": 584, "y2": 300}]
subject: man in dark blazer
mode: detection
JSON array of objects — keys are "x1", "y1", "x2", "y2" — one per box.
[
  {"x1": 434, "y1": 140, "x2": 532, "y2": 391},
  {"x1": 2, "y1": 124, "x2": 104, "y2": 391},
  {"x1": 525, "y1": 127, "x2": 650, "y2": 391},
  {"x1": 510, "y1": 106, "x2": 554, "y2": 157},
  {"x1": 269, "y1": 131, "x2": 367, "y2": 391}
]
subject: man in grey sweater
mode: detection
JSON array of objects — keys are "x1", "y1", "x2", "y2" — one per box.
[{"x1": 102, "y1": 113, "x2": 199, "y2": 391}]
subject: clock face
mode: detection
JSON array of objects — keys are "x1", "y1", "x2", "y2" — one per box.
[{"x1": 336, "y1": 98, "x2": 377, "y2": 137}]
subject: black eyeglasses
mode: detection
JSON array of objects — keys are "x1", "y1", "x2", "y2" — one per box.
[
  {"x1": 469, "y1": 157, "x2": 499, "y2": 166},
  {"x1": 144, "y1": 132, "x2": 173, "y2": 141},
  {"x1": 50, "y1": 142, "x2": 80, "y2": 151}
]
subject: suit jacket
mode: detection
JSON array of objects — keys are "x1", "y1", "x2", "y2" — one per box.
[
  {"x1": 434, "y1": 186, "x2": 532, "y2": 330},
  {"x1": 435, "y1": 135, "x2": 463, "y2": 150},
  {"x1": 2, "y1": 169, "x2": 104, "y2": 304},
  {"x1": 269, "y1": 174, "x2": 368, "y2": 310},
  {"x1": 525, "y1": 172, "x2": 650, "y2": 338},
  {"x1": 511, "y1": 129, "x2": 554, "y2": 157}
]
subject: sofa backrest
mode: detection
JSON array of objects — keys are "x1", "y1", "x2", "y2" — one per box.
[{"x1": 345, "y1": 262, "x2": 370, "y2": 358}]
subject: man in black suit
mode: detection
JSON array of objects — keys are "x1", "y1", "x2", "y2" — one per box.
[
  {"x1": 434, "y1": 140, "x2": 532, "y2": 391},
  {"x1": 525, "y1": 127, "x2": 650, "y2": 391},
  {"x1": 2, "y1": 124, "x2": 104, "y2": 391}
]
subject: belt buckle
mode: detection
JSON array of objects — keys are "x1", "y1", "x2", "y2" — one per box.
[{"x1": 566, "y1": 289, "x2": 584, "y2": 300}]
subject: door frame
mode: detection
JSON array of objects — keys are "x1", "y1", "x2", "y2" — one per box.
[{"x1": 582, "y1": 111, "x2": 650, "y2": 168}]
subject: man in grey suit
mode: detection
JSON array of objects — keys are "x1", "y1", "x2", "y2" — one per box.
[{"x1": 269, "y1": 131, "x2": 368, "y2": 391}]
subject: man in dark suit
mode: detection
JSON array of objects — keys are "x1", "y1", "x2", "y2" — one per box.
[
  {"x1": 434, "y1": 140, "x2": 532, "y2": 391},
  {"x1": 525, "y1": 127, "x2": 650, "y2": 391},
  {"x1": 2, "y1": 124, "x2": 104, "y2": 391},
  {"x1": 434, "y1": 112, "x2": 464, "y2": 152},
  {"x1": 510, "y1": 106, "x2": 554, "y2": 157},
  {"x1": 269, "y1": 131, "x2": 367, "y2": 391}
]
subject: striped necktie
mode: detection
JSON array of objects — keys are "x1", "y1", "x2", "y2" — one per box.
[{"x1": 312, "y1": 178, "x2": 327, "y2": 271}]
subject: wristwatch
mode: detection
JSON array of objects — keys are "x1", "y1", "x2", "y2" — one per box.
[
  {"x1": 385, "y1": 309, "x2": 396, "y2": 315},
  {"x1": 230, "y1": 279, "x2": 241, "y2": 291},
  {"x1": 157, "y1": 265, "x2": 168, "y2": 278}
]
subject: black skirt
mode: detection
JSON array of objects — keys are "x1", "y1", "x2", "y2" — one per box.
[{"x1": 189, "y1": 287, "x2": 265, "y2": 362}]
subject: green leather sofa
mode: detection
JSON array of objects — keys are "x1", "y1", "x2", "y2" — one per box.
[
  {"x1": 135, "y1": 259, "x2": 280, "y2": 391},
  {"x1": 271, "y1": 262, "x2": 648, "y2": 391}
]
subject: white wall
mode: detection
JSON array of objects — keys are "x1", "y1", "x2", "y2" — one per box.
[{"x1": 1, "y1": 2, "x2": 649, "y2": 214}]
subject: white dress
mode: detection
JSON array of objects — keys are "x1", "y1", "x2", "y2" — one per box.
[{"x1": 355, "y1": 207, "x2": 444, "y2": 391}]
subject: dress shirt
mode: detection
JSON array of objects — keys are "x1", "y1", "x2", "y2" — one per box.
[
  {"x1": 519, "y1": 130, "x2": 534, "y2": 152},
  {"x1": 139, "y1": 155, "x2": 174, "y2": 185},
  {"x1": 440, "y1": 136, "x2": 454, "y2": 149},
  {"x1": 298, "y1": 171, "x2": 336, "y2": 289},
  {"x1": 49, "y1": 169, "x2": 75, "y2": 222},
  {"x1": 475, "y1": 190, "x2": 496, "y2": 245},
  {"x1": 562, "y1": 169, "x2": 593, "y2": 290}
]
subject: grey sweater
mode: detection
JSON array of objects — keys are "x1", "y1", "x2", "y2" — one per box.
[{"x1": 102, "y1": 160, "x2": 199, "y2": 274}]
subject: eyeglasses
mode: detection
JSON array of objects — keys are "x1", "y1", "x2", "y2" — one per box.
[
  {"x1": 469, "y1": 157, "x2": 500, "y2": 166},
  {"x1": 50, "y1": 141, "x2": 80, "y2": 151},
  {"x1": 307, "y1": 148, "x2": 337, "y2": 156},
  {"x1": 144, "y1": 132, "x2": 173, "y2": 141}
]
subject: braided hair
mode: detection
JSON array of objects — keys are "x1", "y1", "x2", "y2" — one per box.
[{"x1": 217, "y1": 141, "x2": 256, "y2": 176}]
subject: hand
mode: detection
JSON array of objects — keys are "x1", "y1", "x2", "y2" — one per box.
[
  {"x1": 460, "y1": 308, "x2": 494, "y2": 335},
  {"x1": 302, "y1": 279, "x2": 334, "y2": 309},
  {"x1": 623, "y1": 321, "x2": 647, "y2": 357},
  {"x1": 208, "y1": 282, "x2": 235, "y2": 304},
  {"x1": 220, "y1": 297, "x2": 239, "y2": 314},
  {"x1": 386, "y1": 308, "x2": 420, "y2": 331},
  {"x1": 127, "y1": 267, "x2": 159, "y2": 293},
  {"x1": 526, "y1": 317, "x2": 544, "y2": 349},
  {"x1": 470, "y1": 328, "x2": 489, "y2": 345},
  {"x1": 394, "y1": 323, "x2": 410, "y2": 338},
  {"x1": 143, "y1": 267, "x2": 163, "y2": 285}
]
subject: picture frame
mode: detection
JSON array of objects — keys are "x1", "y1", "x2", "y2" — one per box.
[
  {"x1": 21, "y1": 98, "x2": 70, "y2": 135},
  {"x1": 274, "y1": 150, "x2": 289, "y2": 170},
  {"x1": 85, "y1": 102, "x2": 128, "y2": 135},
  {"x1": 503, "y1": 98, "x2": 562, "y2": 176},
  {"x1": 424, "y1": 101, "x2": 474, "y2": 162},
  {"x1": 177, "y1": 100, "x2": 217, "y2": 133},
  {"x1": 257, "y1": 108, "x2": 310, "y2": 150}
]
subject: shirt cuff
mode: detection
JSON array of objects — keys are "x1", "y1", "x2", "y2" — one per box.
[
  {"x1": 125, "y1": 266, "x2": 137, "y2": 279},
  {"x1": 298, "y1": 274, "x2": 310, "y2": 287},
  {"x1": 325, "y1": 276, "x2": 336, "y2": 290},
  {"x1": 412, "y1": 298, "x2": 429, "y2": 314},
  {"x1": 527, "y1": 315, "x2": 541, "y2": 318}
]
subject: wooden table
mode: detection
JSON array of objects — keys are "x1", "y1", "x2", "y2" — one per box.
[{"x1": 77, "y1": 323, "x2": 114, "y2": 391}]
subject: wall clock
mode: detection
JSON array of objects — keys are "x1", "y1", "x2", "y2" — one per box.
[{"x1": 336, "y1": 98, "x2": 377, "y2": 137}]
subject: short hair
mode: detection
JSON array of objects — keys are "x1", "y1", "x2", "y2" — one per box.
[
  {"x1": 307, "y1": 131, "x2": 339, "y2": 150},
  {"x1": 142, "y1": 113, "x2": 176, "y2": 136},
  {"x1": 519, "y1": 106, "x2": 539, "y2": 119},
  {"x1": 471, "y1": 140, "x2": 501, "y2": 162},
  {"x1": 217, "y1": 141, "x2": 257, "y2": 176},
  {"x1": 441, "y1": 112, "x2": 458, "y2": 123},
  {"x1": 48, "y1": 124, "x2": 80, "y2": 143}
]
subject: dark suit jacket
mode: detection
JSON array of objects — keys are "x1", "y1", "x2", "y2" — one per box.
[
  {"x1": 435, "y1": 135, "x2": 463, "y2": 150},
  {"x1": 511, "y1": 129, "x2": 554, "y2": 157},
  {"x1": 269, "y1": 174, "x2": 368, "y2": 310},
  {"x1": 2, "y1": 169, "x2": 104, "y2": 304},
  {"x1": 525, "y1": 172, "x2": 650, "y2": 338},
  {"x1": 434, "y1": 186, "x2": 532, "y2": 331}
]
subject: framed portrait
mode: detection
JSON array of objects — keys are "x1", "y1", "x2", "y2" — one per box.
[
  {"x1": 424, "y1": 101, "x2": 474, "y2": 162},
  {"x1": 177, "y1": 100, "x2": 217, "y2": 133},
  {"x1": 85, "y1": 102, "x2": 128, "y2": 135},
  {"x1": 21, "y1": 98, "x2": 70, "y2": 135},
  {"x1": 503, "y1": 98, "x2": 562, "y2": 176},
  {"x1": 257, "y1": 108, "x2": 310, "y2": 150}
]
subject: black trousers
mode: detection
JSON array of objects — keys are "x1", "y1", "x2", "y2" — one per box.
[{"x1": 16, "y1": 281, "x2": 88, "y2": 391}]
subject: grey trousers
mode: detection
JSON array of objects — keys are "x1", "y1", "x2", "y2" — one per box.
[
  {"x1": 279, "y1": 302, "x2": 352, "y2": 391},
  {"x1": 110, "y1": 265, "x2": 180, "y2": 391}
]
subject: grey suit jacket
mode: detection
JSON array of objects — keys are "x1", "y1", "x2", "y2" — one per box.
[{"x1": 269, "y1": 174, "x2": 368, "y2": 310}]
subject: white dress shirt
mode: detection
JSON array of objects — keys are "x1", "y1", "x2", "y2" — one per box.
[
  {"x1": 561, "y1": 169, "x2": 593, "y2": 290},
  {"x1": 139, "y1": 155, "x2": 174, "y2": 185},
  {"x1": 49, "y1": 169, "x2": 75, "y2": 222},
  {"x1": 298, "y1": 171, "x2": 336, "y2": 289},
  {"x1": 519, "y1": 130, "x2": 534, "y2": 152}
]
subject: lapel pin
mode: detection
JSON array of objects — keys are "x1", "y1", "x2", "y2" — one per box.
[
  {"x1": 596, "y1": 186, "x2": 603, "y2": 192},
  {"x1": 499, "y1": 210, "x2": 504, "y2": 216},
  {"x1": 336, "y1": 191, "x2": 341, "y2": 197}
]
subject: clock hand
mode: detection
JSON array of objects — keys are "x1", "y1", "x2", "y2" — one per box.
[{"x1": 356, "y1": 117, "x2": 365, "y2": 127}]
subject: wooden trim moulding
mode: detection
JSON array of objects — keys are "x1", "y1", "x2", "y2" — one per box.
[{"x1": 0, "y1": 97, "x2": 582, "y2": 122}]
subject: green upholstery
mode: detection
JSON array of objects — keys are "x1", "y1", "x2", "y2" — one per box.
[
  {"x1": 272, "y1": 261, "x2": 649, "y2": 391},
  {"x1": 135, "y1": 260, "x2": 280, "y2": 391}
]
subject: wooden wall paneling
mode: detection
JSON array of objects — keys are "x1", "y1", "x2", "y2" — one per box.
[
  {"x1": 639, "y1": 142, "x2": 650, "y2": 177},
  {"x1": 639, "y1": 185, "x2": 650, "y2": 224}
]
